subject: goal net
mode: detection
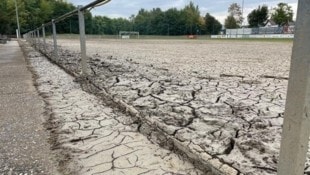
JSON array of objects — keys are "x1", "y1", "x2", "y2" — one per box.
[{"x1": 119, "y1": 31, "x2": 139, "y2": 39}]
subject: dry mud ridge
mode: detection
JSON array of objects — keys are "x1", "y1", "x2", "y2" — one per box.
[
  {"x1": 29, "y1": 40, "x2": 310, "y2": 175},
  {"x1": 22, "y1": 41, "x2": 205, "y2": 175}
]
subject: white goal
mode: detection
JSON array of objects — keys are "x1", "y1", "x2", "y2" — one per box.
[{"x1": 119, "y1": 31, "x2": 139, "y2": 39}]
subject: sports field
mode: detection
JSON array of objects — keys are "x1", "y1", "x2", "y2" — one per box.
[{"x1": 46, "y1": 38, "x2": 299, "y2": 174}]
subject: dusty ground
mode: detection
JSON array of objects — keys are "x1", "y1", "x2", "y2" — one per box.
[
  {"x1": 23, "y1": 41, "x2": 204, "y2": 175},
  {"x1": 31, "y1": 38, "x2": 308, "y2": 174},
  {"x1": 58, "y1": 39, "x2": 292, "y2": 79}
]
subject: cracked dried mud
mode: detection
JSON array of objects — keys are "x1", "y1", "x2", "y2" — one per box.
[
  {"x1": 25, "y1": 38, "x2": 310, "y2": 175},
  {"x1": 23, "y1": 41, "x2": 204, "y2": 175}
]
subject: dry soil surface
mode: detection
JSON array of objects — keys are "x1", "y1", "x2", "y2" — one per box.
[
  {"x1": 59, "y1": 39, "x2": 292, "y2": 79},
  {"x1": 23, "y1": 41, "x2": 204, "y2": 175},
  {"x1": 31, "y1": 38, "x2": 310, "y2": 174}
]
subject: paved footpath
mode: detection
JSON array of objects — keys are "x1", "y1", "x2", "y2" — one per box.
[{"x1": 0, "y1": 41, "x2": 57, "y2": 174}]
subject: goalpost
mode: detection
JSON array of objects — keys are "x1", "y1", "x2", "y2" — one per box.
[{"x1": 119, "y1": 31, "x2": 139, "y2": 39}]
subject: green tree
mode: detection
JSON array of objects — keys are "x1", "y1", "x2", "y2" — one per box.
[
  {"x1": 198, "y1": 16, "x2": 206, "y2": 34},
  {"x1": 149, "y1": 8, "x2": 165, "y2": 35},
  {"x1": 134, "y1": 9, "x2": 151, "y2": 35},
  {"x1": 224, "y1": 16, "x2": 238, "y2": 29},
  {"x1": 228, "y1": 3, "x2": 243, "y2": 26},
  {"x1": 204, "y1": 13, "x2": 222, "y2": 34},
  {"x1": 164, "y1": 8, "x2": 182, "y2": 35},
  {"x1": 0, "y1": 0, "x2": 11, "y2": 34},
  {"x1": 271, "y1": 3, "x2": 293, "y2": 26},
  {"x1": 92, "y1": 16, "x2": 106, "y2": 34},
  {"x1": 0, "y1": 0, "x2": 224, "y2": 37},
  {"x1": 247, "y1": 5, "x2": 269, "y2": 27},
  {"x1": 0, "y1": 0, "x2": 91, "y2": 35},
  {"x1": 51, "y1": 1, "x2": 77, "y2": 34},
  {"x1": 182, "y1": 1, "x2": 201, "y2": 34}
]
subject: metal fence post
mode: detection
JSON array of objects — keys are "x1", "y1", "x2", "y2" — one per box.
[
  {"x1": 37, "y1": 29, "x2": 40, "y2": 50},
  {"x1": 78, "y1": 5, "x2": 88, "y2": 76},
  {"x1": 33, "y1": 31, "x2": 35, "y2": 46},
  {"x1": 33, "y1": 31, "x2": 36, "y2": 47},
  {"x1": 30, "y1": 32, "x2": 32, "y2": 44},
  {"x1": 34, "y1": 30, "x2": 37, "y2": 49},
  {"x1": 52, "y1": 19, "x2": 58, "y2": 60},
  {"x1": 32, "y1": 32, "x2": 34, "y2": 44},
  {"x1": 42, "y1": 24, "x2": 46, "y2": 52},
  {"x1": 277, "y1": 1, "x2": 310, "y2": 175}
]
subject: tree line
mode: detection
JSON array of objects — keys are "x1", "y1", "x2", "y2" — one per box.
[
  {"x1": 0, "y1": 0, "x2": 294, "y2": 36},
  {"x1": 225, "y1": 2, "x2": 294, "y2": 28},
  {"x1": 92, "y1": 3, "x2": 222, "y2": 36},
  {"x1": 0, "y1": 0, "x2": 93, "y2": 35},
  {"x1": 0, "y1": 0, "x2": 222, "y2": 35}
]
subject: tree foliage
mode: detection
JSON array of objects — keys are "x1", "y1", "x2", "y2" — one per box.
[
  {"x1": 271, "y1": 3, "x2": 293, "y2": 25},
  {"x1": 228, "y1": 3, "x2": 243, "y2": 26},
  {"x1": 205, "y1": 13, "x2": 222, "y2": 34},
  {"x1": 225, "y1": 16, "x2": 238, "y2": 29},
  {"x1": 247, "y1": 5, "x2": 269, "y2": 27},
  {"x1": 0, "y1": 0, "x2": 223, "y2": 36},
  {"x1": 0, "y1": 0, "x2": 79, "y2": 34},
  {"x1": 132, "y1": 2, "x2": 202, "y2": 35},
  {"x1": 182, "y1": 2, "x2": 201, "y2": 34},
  {"x1": 91, "y1": 1, "x2": 218, "y2": 36},
  {"x1": 224, "y1": 3, "x2": 244, "y2": 29}
]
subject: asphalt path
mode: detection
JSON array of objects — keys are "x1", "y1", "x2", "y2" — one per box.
[{"x1": 0, "y1": 41, "x2": 57, "y2": 174}]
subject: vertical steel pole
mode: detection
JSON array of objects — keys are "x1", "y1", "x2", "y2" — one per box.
[
  {"x1": 35, "y1": 31, "x2": 37, "y2": 48},
  {"x1": 14, "y1": 0, "x2": 20, "y2": 39},
  {"x1": 32, "y1": 32, "x2": 34, "y2": 44},
  {"x1": 78, "y1": 5, "x2": 87, "y2": 76},
  {"x1": 277, "y1": 1, "x2": 310, "y2": 175},
  {"x1": 16, "y1": 29, "x2": 18, "y2": 39},
  {"x1": 33, "y1": 31, "x2": 36, "y2": 48},
  {"x1": 52, "y1": 19, "x2": 58, "y2": 60},
  {"x1": 37, "y1": 29, "x2": 40, "y2": 50},
  {"x1": 34, "y1": 30, "x2": 37, "y2": 49},
  {"x1": 42, "y1": 24, "x2": 46, "y2": 52}
]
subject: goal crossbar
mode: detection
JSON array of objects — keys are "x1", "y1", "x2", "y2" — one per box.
[{"x1": 119, "y1": 31, "x2": 139, "y2": 39}]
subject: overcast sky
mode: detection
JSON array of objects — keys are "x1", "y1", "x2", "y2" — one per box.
[{"x1": 67, "y1": 0, "x2": 298, "y2": 24}]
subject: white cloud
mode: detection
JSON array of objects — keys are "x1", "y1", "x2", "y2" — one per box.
[
  {"x1": 169, "y1": 0, "x2": 187, "y2": 9},
  {"x1": 211, "y1": 11, "x2": 228, "y2": 24},
  {"x1": 288, "y1": 2, "x2": 298, "y2": 20}
]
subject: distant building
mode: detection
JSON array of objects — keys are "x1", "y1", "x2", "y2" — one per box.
[
  {"x1": 283, "y1": 21, "x2": 295, "y2": 34},
  {"x1": 265, "y1": 19, "x2": 278, "y2": 27}
]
